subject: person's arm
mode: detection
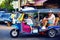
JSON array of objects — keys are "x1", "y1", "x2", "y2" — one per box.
[{"x1": 42, "y1": 17, "x2": 47, "y2": 22}]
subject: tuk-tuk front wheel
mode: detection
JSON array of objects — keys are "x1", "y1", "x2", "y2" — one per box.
[{"x1": 10, "y1": 29, "x2": 19, "y2": 38}]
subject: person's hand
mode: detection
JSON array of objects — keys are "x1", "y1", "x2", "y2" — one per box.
[{"x1": 30, "y1": 27, "x2": 34, "y2": 30}]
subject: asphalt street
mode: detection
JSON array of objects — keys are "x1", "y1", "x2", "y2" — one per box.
[{"x1": 0, "y1": 24, "x2": 60, "y2": 40}]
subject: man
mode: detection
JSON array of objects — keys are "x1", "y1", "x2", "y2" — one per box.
[
  {"x1": 41, "y1": 10, "x2": 55, "y2": 29},
  {"x1": 10, "y1": 13, "x2": 16, "y2": 24}
]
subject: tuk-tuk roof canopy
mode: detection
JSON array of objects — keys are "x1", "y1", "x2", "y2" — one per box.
[{"x1": 21, "y1": 9, "x2": 60, "y2": 13}]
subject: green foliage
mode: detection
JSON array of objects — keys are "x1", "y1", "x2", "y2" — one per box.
[
  {"x1": 0, "y1": 0, "x2": 14, "y2": 12},
  {"x1": 0, "y1": 1, "x2": 6, "y2": 8},
  {"x1": 34, "y1": 12, "x2": 38, "y2": 16}
]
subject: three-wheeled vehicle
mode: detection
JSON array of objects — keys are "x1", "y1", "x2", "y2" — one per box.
[{"x1": 10, "y1": 9, "x2": 60, "y2": 38}]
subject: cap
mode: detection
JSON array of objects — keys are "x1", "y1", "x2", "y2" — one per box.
[{"x1": 49, "y1": 10, "x2": 53, "y2": 12}]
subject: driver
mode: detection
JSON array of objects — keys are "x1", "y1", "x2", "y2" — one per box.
[{"x1": 10, "y1": 13, "x2": 16, "y2": 24}]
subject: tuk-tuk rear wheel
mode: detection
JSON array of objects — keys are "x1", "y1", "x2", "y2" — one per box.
[{"x1": 47, "y1": 29, "x2": 57, "y2": 38}]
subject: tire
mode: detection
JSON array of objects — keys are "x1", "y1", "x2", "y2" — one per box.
[
  {"x1": 10, "y1": 29, "x2": 19, "y2": 38},
  {"x1": 47, "y1": 29, "x2": 56, "y2": 38}
]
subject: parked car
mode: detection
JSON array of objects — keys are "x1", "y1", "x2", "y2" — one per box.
[{"x1": 0, "y1": 11, "x2": 12, "y2": 23}]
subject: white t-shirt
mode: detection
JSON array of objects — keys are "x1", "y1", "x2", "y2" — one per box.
[
  {"x1": 12, "y1": 18, "x2": 16, "y2": 24},
  {"x1": 47, "y1": 14, "x2": 55, "y2": 24},
  {"x1": 44, "y1": 14, "x2": 55, "y2": 24},
  {"x1": 25, "y1": 18, "x2": 33, "y2": 25}
]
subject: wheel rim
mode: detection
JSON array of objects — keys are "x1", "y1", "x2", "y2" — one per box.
[
  {"x1": 12, "y1": 31, "x2": 18, "y2": 37},
  {"x1": 49, "y1": 30, "x2": 56, "y2": 37}
]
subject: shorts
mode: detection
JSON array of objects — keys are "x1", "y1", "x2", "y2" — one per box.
[{"x1": 48, "y1": 20, "x2": 53, "y2": 24}]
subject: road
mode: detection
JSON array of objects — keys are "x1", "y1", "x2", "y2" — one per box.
[{"x1": 0, "y1": 25, "x2": 60, "y2": 40}]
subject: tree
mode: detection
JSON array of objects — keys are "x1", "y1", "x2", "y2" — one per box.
[{"x1": 0, "y1": 0, "x2": 14, "y2": 12}]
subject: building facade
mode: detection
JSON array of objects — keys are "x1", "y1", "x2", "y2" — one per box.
[{"x1": 17, "y1": 0, "x2": 47, "y2": 11}]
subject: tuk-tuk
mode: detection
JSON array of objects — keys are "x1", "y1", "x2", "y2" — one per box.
[{"x1": 10, "y1": 9, "x2": 60, "y2": 38}]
